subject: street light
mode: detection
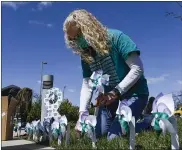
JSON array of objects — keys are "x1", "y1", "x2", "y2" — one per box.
[
  {"x1": 63, "y1": 86, "x2": 66, "y2": 100},
  {"x1": 39, "y1": 62, "x2": 47, "y2": 101}
]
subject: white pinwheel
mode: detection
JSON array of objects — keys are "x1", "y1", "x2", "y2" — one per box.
[
  {"x1": 88, "y1": 70, "x2": 110, "y2": 116},
  {"x1": 32, "y1": 120, "x2": 45, "y2": 142},
  {"x1": 25, "y1": 122, "x2": 33, "y2": 140},
  {"x1": 50, "y1": 115, "x2": 68, "y2": 145},
  {"x1": 79, "y1": 113, "x2": 97, "y2": 149},
  {"x1": 151, "y1": 93, "x2": 179, "y2": 150},
  {"x1": 116, "y1": 103, "x2": 135, "y2": 150}
]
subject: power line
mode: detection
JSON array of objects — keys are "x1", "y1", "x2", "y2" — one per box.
[{"x1": 176, "y1": 2, "x2": 182, "y2": 8}]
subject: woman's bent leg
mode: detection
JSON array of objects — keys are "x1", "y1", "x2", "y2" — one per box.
[{"x1": 107, "y1": 95, "x2": 151, "y2": 141}]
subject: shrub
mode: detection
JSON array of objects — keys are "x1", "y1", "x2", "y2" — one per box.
[{"x1": 26, "y1": 102, "x2": 41, "y2": 122}]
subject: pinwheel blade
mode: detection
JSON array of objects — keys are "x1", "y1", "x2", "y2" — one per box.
[
  {"x1": 60, "y1": 125, "x2": 66, "y2": 135},
  {"x1": 101, "y1": 74, "x2": 110, "y2": 85},
  {"x1": 79, "y1": 111, "x2": 89, "y2": 123},
  {"x1": 51, "y1": 121, "x2": 59, "y2": 130},
  {"x1": 152, "y1": 92, "x2": 164, "y2": 113},
  {"x1": 120, "y1": 106, "x2": 132, "y2": 122},
  {"x1": 85, "y1": 115, "x2": 97, "y2": 127},
  {"x1": 156, "y1": 93, "x2": 175, "y2": 116},
  {"x1": 60, "y1": 115, "x2": 68, "y2": 125},
  {"x1": 157, "y1": 103, "x2": 172, "y2": 116}
]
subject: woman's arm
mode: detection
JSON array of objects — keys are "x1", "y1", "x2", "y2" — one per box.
[
  {"x1": 114, "y1": 52, "x2": 144, "y2": 96},
  {"x1": 79, "y1": 78, "x2": 93, "y2": 113},
  {"x1": 111, "y1": 31, "x2": 144, "y2": 96},
  {"x1": 75, "y1": 78, "x2": 93, "y2": 132}
]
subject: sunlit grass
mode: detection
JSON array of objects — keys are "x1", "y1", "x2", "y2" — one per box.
[{"x1": 53, "y1": 118, "x2": 182, "y2": 150}]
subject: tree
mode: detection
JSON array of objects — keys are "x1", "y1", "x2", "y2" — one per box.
[
  {"x1": 165, "y1": 2, "x2": 182, "y2": 21},
  {"x1": 32, "y1": 93, "x2": 41, "y2": 103},
  {"x1": 26, "y1": 101, "x2": 41, "y2": 122},
  {"x1": 15, "y1": 88, "x2": 33, "y2": 123},
  {"x1": 57, "y1": 99, "x2": 79, "y2": 123},
  {"x1": 58, "y1": 99, "x2": 96, "y2": 126}
]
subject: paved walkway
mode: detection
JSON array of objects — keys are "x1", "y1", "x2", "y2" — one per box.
[{"x1": 2, "y1": 139, "x2": 55, "y2": 150}]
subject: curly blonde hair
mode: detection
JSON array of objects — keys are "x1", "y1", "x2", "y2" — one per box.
[{"x1": 63, "y1": 9, "x2": 111, "y2": 63}]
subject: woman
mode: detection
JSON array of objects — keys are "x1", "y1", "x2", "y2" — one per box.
[
  {"x1": 143, "y1": 97, "x2": 155, "y2": 115},
  {"x1": 63, "y1": 9, "x2": 149, "y2": 140}
]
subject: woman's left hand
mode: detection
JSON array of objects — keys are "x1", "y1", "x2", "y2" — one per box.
[{"x1": 96, "y1": 91, "x2": 119, "y2": 106}]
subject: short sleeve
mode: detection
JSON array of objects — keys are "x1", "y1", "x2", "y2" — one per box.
[
  {"x1": 81, "y1": 59, "x2": 92, "y2": 78},
  {"x1": 116, "y1": 32, "x2": 140, "y2": 61}
]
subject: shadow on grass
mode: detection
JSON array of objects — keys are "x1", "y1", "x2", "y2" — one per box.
[
  {"x1": 135, "y1": 145, "x2": 144, "y2": 150},
  {"x1": 2, "y1": 143, "x2": 51, "y2": 150}
]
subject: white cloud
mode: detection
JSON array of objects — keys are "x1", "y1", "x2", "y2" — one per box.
[
  {"x1": 146, "y1": 74, "x2": 169, "y2": 84},
  {"x1": 28, "y1": 20, "x2": 53, "y2": 28},
  {"x1": 37, "y1": 80, "x2": 41, "y2": 84},
  {"x1": 37, "y1": 2, "x2": 53, "y2": 11},
  {"x1": 68, "y1": 89, "x2": 75, "y2": 93},
  {"x1": 177, "y1": 80, "x2": 182, "y2": 85},
  {"x1": 2, "y1": 2, "x2": 28, "y2": 10}
]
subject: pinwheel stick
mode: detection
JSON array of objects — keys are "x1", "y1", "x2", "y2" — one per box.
[
  {"x1": 166, "y1": 117, "x2": 179, "y2": 150},
  {"x1": 65, "y1": 124, "x2": 70, "y2": 146},
  {"x1": 129, "y1": 117, "x2": 135, "y2": 150}
]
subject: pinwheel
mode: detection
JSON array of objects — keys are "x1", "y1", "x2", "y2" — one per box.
[
  {"x1": 17, "y1": 122, "x2": 22, "y2": 137},
  {"x1": 88, "y1": 70, "x2": 110, "y2": 116},
  {"x1": 43, "y1": 118, "x2": 51, "y2": 136},
  {"x1": 82, "y1": 70, "x2": 109, "y2": 148},
  {"x1": 13, "y1": 122, "x2": 18, "y2": 137},
  {"x1": 50, "y1": 115, "x2": 68, "y2": 145},
  {"x1": 116, "y1": 102, "x2": 135, "y2": 150},
  {"x1": 151, "y1": 93, "x2": 179, "y2": 150},
  {"x1": 32, "y1": 120, "x2": 46, "y2": 143},
  {"x1": 79, "y1": 112, "x2": 97, "y2": 149},
  {"x1": 25, "y1": 122, "x2": 33, "y2": 140}
]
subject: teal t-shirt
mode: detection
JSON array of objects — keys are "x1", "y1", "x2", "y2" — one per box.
[{"x1": 81, "y1": 29, "x2": 149, "y2": 97}]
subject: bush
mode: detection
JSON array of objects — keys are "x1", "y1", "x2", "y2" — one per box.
[
  {"x1": 58, "y1": 99, "x2": 95, "y2": 124},
  {"x1": 57, "y1": 99, "x2": 79, "y2": 123},
  {"x1": 26, "y1": 102, "x2": 41, "y2": 122}
]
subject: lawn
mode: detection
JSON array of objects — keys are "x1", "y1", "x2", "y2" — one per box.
[{"x1": 52, "y1": 118, "x2": 182, "y2": 150}]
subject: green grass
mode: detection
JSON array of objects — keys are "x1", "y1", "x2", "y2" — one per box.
[{"x1": 52, "y1": 118, "x2": 182, "y2": 150}]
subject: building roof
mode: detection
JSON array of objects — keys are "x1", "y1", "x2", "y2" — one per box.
[{"x1": 2, "y1": 85, "x2": 21, "y2": 96}]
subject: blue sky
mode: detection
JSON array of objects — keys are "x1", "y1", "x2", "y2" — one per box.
[{"x1": 2, "y1": 1, "x2": 182, "y2": 106}]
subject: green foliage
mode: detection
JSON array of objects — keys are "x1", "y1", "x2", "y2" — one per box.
[
  {"x1": 88, "y1": 106, "x2": 95, "y2": 115},
  {"x1": 57, "y1": 99, "x2": 79, "y2": 123},
  {"x1": 26, "y1": 102, "x2": 41, "y2": 122},
  {"x1": 16, "y1": 87, "x2": 32, "y2": 105},
  {"x1": 14, "y1": 88, "x2": 33, "y2": 124},
  {"x1": 57, "y1": 99, "x2": 95, "y2": 125}
]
